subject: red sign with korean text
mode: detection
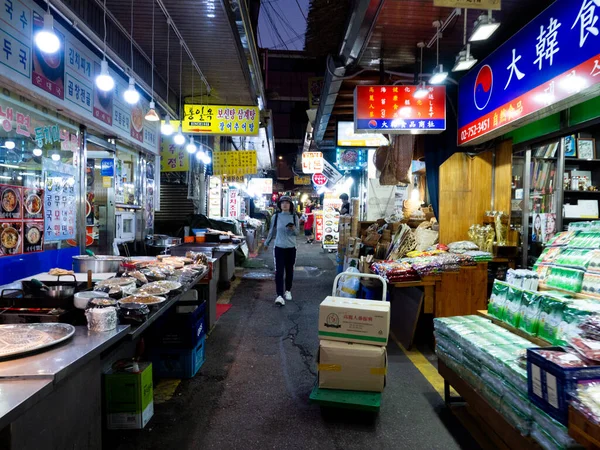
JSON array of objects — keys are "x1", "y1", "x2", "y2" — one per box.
[
  {"x1": 312, "y1": 173, "x2": 328, "y2": 186},
  {"x1": 354, "y1": 85, "x2": 446, "y2": 133},
  {"x1": 315, "y1": 212, "x2": 324, "y2": 242}
]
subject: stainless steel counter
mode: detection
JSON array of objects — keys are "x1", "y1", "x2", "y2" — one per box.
[
  {"x1": 0, "y1": 325, "x2": 130, "y2": 382},
  {"x1": 0, "y1": 379, "x2": 53, "y2": 430}
]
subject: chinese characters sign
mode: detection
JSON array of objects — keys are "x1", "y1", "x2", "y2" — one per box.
[
  {"x1": 212, "y1": 150, "x2": 257, "y2": 176},
  {"x1": 354, "y1": 85, "x2": 446, "y2": 133},
  {"x1": 458, "y1": 0, "x2": 600, "y2": 145},
  {"x1": 183, "y1": 104, "x2": 259, "y2": 136},
  {"x1": 160, "y1": 139, "x2": 190, "y2": 173},
  {"x1": 302, "y1": 151, "x2": 323, "y2": 174},
  {"x1": 433, "y1": 0, "x2": 500, "y2": 10}
]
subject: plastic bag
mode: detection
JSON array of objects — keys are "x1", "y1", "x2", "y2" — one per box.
[{"x1": 336, "y1": 267, "x2": 361, "y2": 298}]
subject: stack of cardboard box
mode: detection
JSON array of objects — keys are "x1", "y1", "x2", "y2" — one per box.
[{"x1": 317, "y1": 296, "x2": 390, "y2": 393}]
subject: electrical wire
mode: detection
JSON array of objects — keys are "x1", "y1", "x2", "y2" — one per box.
[
  {"x1": 130, "y1": 0, "x2": 134, "y2": 71},
  {"x1": 179, "y1": 41, "x2": 183, "y2": 123},
  {"x1": 103, "y1": 0, "x2": 107, "y2": 57},
  {"x1": 263, "y1": 4, "x2": 288, "y2": 50},
  {"x1": 294, "y1": 0, "x2": 307, "y2": 21},
  {"x1": 268, "y1": 3, "x2": 296, "y2": 44},
  {"x1": 166, "y1": 22, "x2": 170, "y2": 105},
  {"x1": 151, "y1": 0, "x2": 155, "y2": 101}
]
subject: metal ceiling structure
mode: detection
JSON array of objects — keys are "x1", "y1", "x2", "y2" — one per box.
[
  {"x1": 49, "y1": 0, "x2": 265, "y2": 120},
  {"x1": 312, "y1": 0, "x2": 554, "y2": 146}
]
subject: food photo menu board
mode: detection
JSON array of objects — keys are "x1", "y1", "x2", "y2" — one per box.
[
  {"x1": 0, "y1": 185, "x2": 45, "y2": 256},
  {"x1": 322, "y1": 193, "x2": 342, "y2": 249}
]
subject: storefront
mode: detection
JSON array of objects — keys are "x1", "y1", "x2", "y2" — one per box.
[{"x1": 0, "y1": 0, "x2": 159, "y2": 283}]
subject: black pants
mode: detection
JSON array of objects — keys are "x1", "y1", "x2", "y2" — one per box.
[{"x1": 274, "y1": 246, "x2": 296, "y2": 297}]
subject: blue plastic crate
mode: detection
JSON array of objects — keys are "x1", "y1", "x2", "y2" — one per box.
[
  {"x1": 151, "y1": 336, "x2": 206, "y2": 379},
  {"x1": 152, "y1": 302, "x2": 206, "y2": 348},
  {"x1": 527, "y1": 347, "x2": 600, "y2": 425}
]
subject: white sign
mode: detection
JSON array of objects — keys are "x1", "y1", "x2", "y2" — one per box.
[
  {"x1": 248, "y1": 178, "x2": 273, "y2": 195},
  {"x1": 228, "y1": 189, "x2": 240, "y2": 219},
  {"x1": 322, "y1": 159, "x2": 343, "y2": 185},
  {"x1": 302, "y1": 152, "x2": 323, "y2": 174}
]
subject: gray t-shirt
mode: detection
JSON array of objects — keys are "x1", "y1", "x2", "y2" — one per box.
[{"x1": 265, "y1": 212, "x2": 299, "y2": 248}]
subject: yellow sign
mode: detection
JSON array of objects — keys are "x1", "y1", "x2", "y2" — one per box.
[
  {"x1": 294, "y1": 175, "x2": 311, "y2": 185},
  {"x1": 102, "y1": 176, "x2": 112, "y2": 188},
  {"x1": 160, "y1": 138, "x2": 190, "y2": 172},
  {"x1": 433, "y1": 0, "x2": 500, "y2": 10},
  {"x1": 182, "y1": 104, "x2": 259, "y2": 136},
  {"x1": 212, "y1": 150, "x2": 257, "y2": 176}
]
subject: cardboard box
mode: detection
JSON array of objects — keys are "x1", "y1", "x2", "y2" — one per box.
[
  {"x1": 105, "y1": 362, "x2": 154, "y2": 430},
  {"x1": 318, "y1": 296, "x2": 390, "y2": 346},
  {"x1": 318, "y1": 340, "x2": 387, "y2": 392}
]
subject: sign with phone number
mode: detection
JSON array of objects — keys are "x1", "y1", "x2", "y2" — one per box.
[{"x1": 182, "y1": 104, "x2": 259, "y2": 136}]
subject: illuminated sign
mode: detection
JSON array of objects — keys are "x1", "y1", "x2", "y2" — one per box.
[
  {"x1": 337, "y1": 121, "x2": 388, "y2": 147},
  {"x1": 183, "y1": 104, "x2": 259, "y2": 136},
  {"x1": 354, "y1": 85, "x2": 446, "y2": 134},
  {"x1": 302, "y1": 152, "x2": 323, "y2": 174}
]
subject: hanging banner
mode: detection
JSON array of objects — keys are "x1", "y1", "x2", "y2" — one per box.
[
  {"x1": 182, "y1": 104, "x2": 259, "y2": 135},
  {"x1": 228, "y1": 189, "x2": 240, "y2": 219},
  {"x1": 302, "y1": 152, "x2": 323, "y2": 174},
  {"x1": 0, "y1": 0, "x2": 159, "y2": 154},
  {"x1": 354, "y1": 85, "x2": 446, "y2": 133},
  {"x1": 433, "y1": 0, "x2": 500, "y2": 10},
  {"x1": 160, "y1": 138, "x2": 190, "y2": 172},
  {"x1": 212, "y1": 150, "x2": 257, "y2": 176},
  {"x1": 458, "y1": 0, "x2": 600, "y2": 146}
]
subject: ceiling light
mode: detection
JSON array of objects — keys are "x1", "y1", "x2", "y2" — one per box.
[
  {"x1": 124, "y1": 76, "x2": 140, "y2": 104},
  {"x1": 195, "y1": 150, "x2": 205, "y2": 161},
  {"x1": 203, "y1": 153, "x2": 212, "y2": 165},
  {"x1": 413, "y1": 82, "x2": 429, "y2": 99},
  {"x1": 429, "y1": 64, "x2": 448, "y2": 84},
  {"x1": 35, "y1": 13, "x2": 60, "y2": 54},
  {"x1": 0, "y1": 163, "x2": 20, "y2": 169},
  {"x1": 453, "y1": 44, "x2": 478, "y2": 72},
  {"x1": 96, "y1": 59, "x2": 115, "y2": 91},
  {"x1": 51, "y1": 153, "x2": 61, "y2": 161},
  {"x1": 469, "y1": 11, "x2": 500, "y2": 42},
  {"x1": 174, "y1": 124, "x2": 185, "y2": 145},
  {"x1": 161, "y1": 115, "x2": 174, "y2": 135},
  {"x1": 186, "y1": 137, "x2": 197, "y2": 154},
  {"x1": 33, "y1": 148, "x2": 43, "y2": 157},
  {"x1": 4, "y1": 140, "x2": 15, "y2": 150},
  {"x1": 145, "y1": 100, "x2": 160, "y2": 122}
]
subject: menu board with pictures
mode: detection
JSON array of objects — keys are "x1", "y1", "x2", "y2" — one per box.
[
  {"x1": 23, "y1": 222, "x2": 44, "y2": 253},
  {"x1": 0, "y1": 185, "x2": 22, "y2": 220},
  {"x1": 0, "y1": 222, "x2": 22, "y2": 256},
  {"x1": 322, "y1": 194, "x2": 342, "y2": 249},
  {"x1": 23, "y1": 188, "x2": 44, "y2": 220},
  {"x1": 44, "y1": 171, "x2": 76, "y2": 241}
]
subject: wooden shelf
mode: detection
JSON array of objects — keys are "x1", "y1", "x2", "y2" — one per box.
[
  {"x1": 566, "y1": 158, "x2": 600, "y2": 163},
  {"x1": 538, "y1": 283, "x2": 600, "y2": 301},
  {"x1": 477, "y1": 310, "x2": 552, "y2": 347},
  {"x1": 569, "y1": 405, "x2": 600, "y2": 449}
]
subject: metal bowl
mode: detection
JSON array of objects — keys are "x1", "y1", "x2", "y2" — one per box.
[{"x1": 73, "y1": 255, "x2": 124, "y2": 273}]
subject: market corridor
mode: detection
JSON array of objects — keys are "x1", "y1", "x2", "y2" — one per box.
[{"x1": 106, "y1": 240, "x2": 480, "y2": 450}]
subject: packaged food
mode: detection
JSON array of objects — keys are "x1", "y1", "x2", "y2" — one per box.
[
  {"x1": 581, "y1": 272, "x2": 600, "y2": 298},
  {"x1": 545, "y1": 230, "x2": 578, "y2": 247},
  {"x1": 505, "y1": 286, "x2": 525, "y2": 328},
  {"x1": 518, "y1": 290, "x2": 543, "y2": 336},
  {"x1": 570, "y1": 337, "x2": 600, "y2": 362},
  {"x1": 535, "y1": 349, "x2": 589, "y2": 368},
  {"x1": 488, "y1": 280, "x2": 510, "y2": 320},
  {"x1": 555, "y1": 306, "x2": 594, "y2": 346},
  {"x1": 538, "y1": 296, "x2": 568, "y2": 343}
]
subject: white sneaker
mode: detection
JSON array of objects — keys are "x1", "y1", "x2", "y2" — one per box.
[
  {"x1": 275, "y1": 296, "x2": 285, "y2": 306},
  {"x1": 284, "y1": 291, "x2": 292, "y2": 301}
]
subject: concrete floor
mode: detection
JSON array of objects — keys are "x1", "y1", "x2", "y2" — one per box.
[{"x1": 105, "y1": 240, "x2": 481, "y2": 450}]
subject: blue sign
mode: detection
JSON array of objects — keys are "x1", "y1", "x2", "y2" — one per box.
[
  {"x1": 458, "y1": 0, "x2": 600, "y2": 145},
  {"x1": 100, "y1": 158, "x2": 114, "y2": 177}
]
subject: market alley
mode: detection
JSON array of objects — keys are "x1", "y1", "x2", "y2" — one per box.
[{"x1": 105, "y1": 239, "x2": 479, "y2": 450}]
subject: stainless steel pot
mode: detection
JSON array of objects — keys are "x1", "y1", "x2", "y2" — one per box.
[
  {"x1": 145, "y1": 234, "x2": 182, "y2": 247},
  {"x1": 73, "y1": 255, "x2": 123, "y2": 273}
]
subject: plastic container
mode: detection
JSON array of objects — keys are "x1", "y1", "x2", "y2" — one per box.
[
  {"x1": 151, "y1": 302, "x2": 206, "y2": 347},
  {"x1": 184, "y1": 236, "x2": 194, "y2": 243},
  {"x1": 150, "y1": 336, "x2": 206, "y2": 379},
  {"x1": 195, "y1": 235, "x2": 206, "y2": 243}
]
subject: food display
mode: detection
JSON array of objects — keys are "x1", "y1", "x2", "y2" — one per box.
[
  {"x1": 23, "y1": 188, "x2": 43, "y2": 220},
  {"x1": 0, "y1": 323, "x2": 76, "y2": 358},
  {"x1": 23, "y1": 222, "x2": 44, "y2": 253},
  {"x1": 48, "y1": 268, "x2": 74, "y2": 276},
  {"x1": 0, "y1": 185, "x2": 21, "y2": 220},
  {"x1": 120, "y1": 295, "x2": 165, "y2": 306},
  {"x1": 132, "y1": 284, "x2": 170, "y2": 296}
]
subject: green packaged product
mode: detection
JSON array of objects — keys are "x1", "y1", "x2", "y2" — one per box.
[
  {"x1": 538, "y1": 296, "x2": 568, "y2": 343},
  {"x1": 488, "y1": 280, "x2": 509, "y2": 320},
  {"x1": 505, "y1": 286, "x2": 525, "y2": 328},
  {"x1": 501, "y1": 400, "x2": 532, "y2": 436},
  {"x1": 518, "y1": 290, "x2": 543, "y2": 336},
  {"x1": 554, "y1": 305, "x2": 593, "y2": 346}
]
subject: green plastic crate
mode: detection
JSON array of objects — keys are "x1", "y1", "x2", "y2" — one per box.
[{"x1": 309, "y1": 384, "x2": 381, "y2": 412}]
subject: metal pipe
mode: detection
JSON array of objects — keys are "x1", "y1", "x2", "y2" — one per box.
[{"x1": 77, "y1": 125, "x2": 88, "y2": 256}]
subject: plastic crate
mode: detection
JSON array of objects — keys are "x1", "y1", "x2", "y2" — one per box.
[
  {"x1": 152, "y1": 301, "x2": 206, "y2": 348},
  {"x1": 151, "y1": 336, "x2": 206, "y2": 379},
  {"x1": 527, "y1": 347, "x2": 600, "y2": 425}
]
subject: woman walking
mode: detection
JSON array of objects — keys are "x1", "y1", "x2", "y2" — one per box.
[
  {"x1": 303, "y1": 200, "x2": 315, "y2": 243},
  {"x1": 264, "y1": 196, "x2": 299, "y2": 306}
]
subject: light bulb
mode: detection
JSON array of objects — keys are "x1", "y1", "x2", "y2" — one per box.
[
  {"x1": 174, "y1": 125, "x2": 185, "y2": 145},
  {"x1": 4, "y1": 140, "x2": 15, "y2": 150},
  {"x1": 186, "y1": 137, "x2": 197, "y2": 154},
  {"x1": 33, "y1": 148, "x2": 43, "y2": 157},
  {"x1": 195, "y1": 150, "x2": 205, "y2": 160},
  {"x1": 145, "y1": 100, "x2": 160, "y2": 122},
  {"x1": 96, "y1": 60, "x2": 115, "y2": 92},
  {"x1": 51, "y1": 153, "x2": 60, "y2": 161},
  {"x1": 35, "y1": 13, "x2": 60, "y2": 54},
  {"x1": 161, "y1": 115, "x2": 174, "y2": 135},
  {"x1": 123, "y1": 76, "x2": 140, "y2": 104},
  {"x1": 413, "y1": 82, "x2": 429, "y2": 99},
  {"x1": 203, "y1": 154, "x2": 212, "y2": 165}
]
